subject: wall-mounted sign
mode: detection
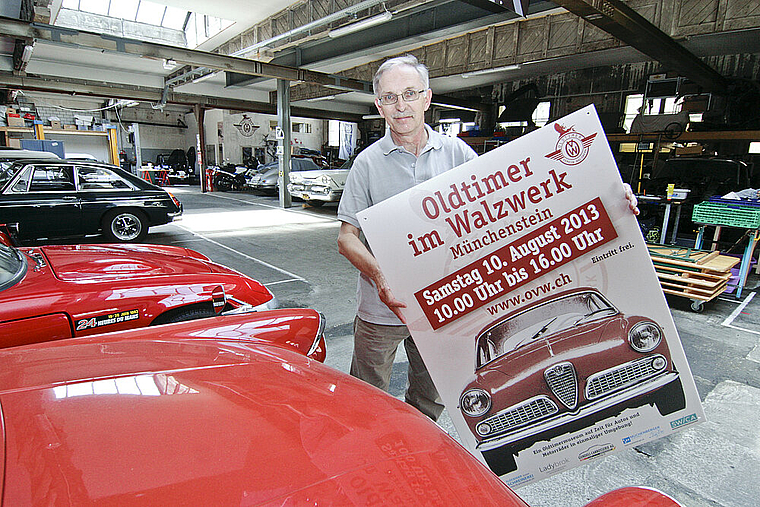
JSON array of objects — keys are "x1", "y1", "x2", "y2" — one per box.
[{"x1": 233, "y1": 114, "x2": 260, "y2": 137}]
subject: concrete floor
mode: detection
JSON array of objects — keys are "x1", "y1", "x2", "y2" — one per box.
[{"x1": 147, "y1": 186, "x2": 760, "y2": 507}]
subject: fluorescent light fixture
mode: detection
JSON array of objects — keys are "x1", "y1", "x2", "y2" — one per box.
[
  {"x1": 431, "y1": 102, "x2": 479, "y2": 112},
  {"x1": 362, "y1": 114, "x2": 383, "y2": 120},
  {"x1": 438, "y1": 118, "x2": 461, "y2": 123},
  {"x1": 328, "y1": 11, "x2": 392, "y2": 38},
  {"x1": 193, "y1": 71, "x2": 217, "y2": 83},
  {"x1": 21, "y1": 44, "x2": 34, "y2": 63},
  {"x1": 162, "y1": 59, "x2": 177, "y2": 70},
  {"x1": 461, "y1": 64, "x2": 520, "y2": 78},
  {"x1": 749, "y1": 142, "x2": 760, "y2": 154},
  {"x1": 307, "y1": 95, "x2": 336, "y2": 102}
]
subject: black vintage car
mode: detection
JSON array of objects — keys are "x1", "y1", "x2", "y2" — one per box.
[{"x1": 0, "y1": 160, "x2": 182, "y2": 243}]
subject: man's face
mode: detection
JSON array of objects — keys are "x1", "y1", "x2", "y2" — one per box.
[{"x1": 375, "y1": 65, "x2": 432, "y2": 138}]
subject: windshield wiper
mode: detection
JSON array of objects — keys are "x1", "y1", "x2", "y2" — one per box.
[
  {"x1": 574, "y1": 308, "x2": 615, "y2": 326},
  {"x1": 511, "y1": 317, "x2": 558, "y2": 350}
]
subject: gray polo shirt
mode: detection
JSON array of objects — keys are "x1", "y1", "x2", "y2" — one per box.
[{"x1": 338, "y1": 124, "x2": 478, "y2": 325}]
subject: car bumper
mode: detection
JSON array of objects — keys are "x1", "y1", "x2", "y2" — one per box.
[
  {"x1": 475, "y1": 371, "x2": 680, "y2": 452},
  {"x1": 287, "y1": 184, "x2": 342, "y2": 202}
]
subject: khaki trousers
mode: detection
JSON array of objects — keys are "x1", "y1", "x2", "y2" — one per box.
[{"x1": 350, "y1": 316, "x2": 444, "y2": 421}]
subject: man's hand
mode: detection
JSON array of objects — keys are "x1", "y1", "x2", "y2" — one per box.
[
  {"x1": 338, "y1": 221, "x2": 407, "y2": 323},
  {"x1": 376, "y1": 275, "x2": 407, "y2": 324},
  {"x1": 623, "y1": 183, "x2": 640, "y2": 216}
]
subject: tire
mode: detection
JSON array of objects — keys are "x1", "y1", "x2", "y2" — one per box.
[
  {"x1": 481, "y1": 445, "x2": 518, "y2": 476},
  {"x1": 305, "y1": 200, "x2": 325, "y2": 208},
  {"x1": 151, "y1": 305, "x2": 217, "y2": 325},
  {"x1": 652, "y1": 378, "x2": 686, "y2": 416},
  {"x1": 214, "y1": 177, "x2": 232, "y2": 192},
  {"x1": 102, "y1": 209, "x2": 148, "y2": 242}
]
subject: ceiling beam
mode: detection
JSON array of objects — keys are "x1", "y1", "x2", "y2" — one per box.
[
  {"x1": 0, "y1": 71, "x2": 365, "y2": 122},
  {"x1": 550, "y1": 0, "x2": 728, "y2": 94},
  {"x1": 0, "y1": 15, "x2": 373, "y2": 93}
]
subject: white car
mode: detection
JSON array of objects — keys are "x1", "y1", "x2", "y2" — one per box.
[{"x1": 287, "y1": 156, "x2": 353, "y2": 207}]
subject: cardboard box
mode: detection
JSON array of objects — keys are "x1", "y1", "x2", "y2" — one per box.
[
  {"x1": 50, "y1": 120, "x2": 62, "y2": 129},
  {"x1": 7, "y1": 114, "x2": 25, "y2": 127},
  {"x1": 675, "y1": 144, "x2": 703, "y2": 156}
]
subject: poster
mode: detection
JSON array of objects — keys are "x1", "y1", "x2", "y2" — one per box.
[{"x1": 357, "y1": 105, "x2": 704, "y2": 487}]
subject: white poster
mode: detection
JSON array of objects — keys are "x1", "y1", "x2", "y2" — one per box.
[
  {"x1": 357, "y1": 105, "x2": 704, "y2": 487},
  {"x1": 339, "y1": 121, "x2": 356, "y2": 160}
]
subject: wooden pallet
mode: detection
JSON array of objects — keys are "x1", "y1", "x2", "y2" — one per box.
[{"x1": 647, "y1": 243, "x2": 740, "y2": 305}]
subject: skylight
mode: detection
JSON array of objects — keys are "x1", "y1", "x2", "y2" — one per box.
[
  {"x1": 59, "y1": 0, "x2": 234, "y2": 48},
  {"x1": 61, "y1": 0, "x2": 191, "y2": 33}
]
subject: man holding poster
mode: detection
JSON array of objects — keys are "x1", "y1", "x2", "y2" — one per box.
[{"x1": 338, "y1": 55, "x2": 640, "y2": 424}]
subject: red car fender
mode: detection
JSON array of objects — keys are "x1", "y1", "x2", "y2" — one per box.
[{"x1": 583, "y1": 486, "x2": 682, "y2": 506}]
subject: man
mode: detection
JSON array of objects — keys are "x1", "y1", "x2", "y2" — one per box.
[
  {"x1": 337, "y1": 54, "x2": 639, "y2": 421},
  {"x1": 337, "y1": 54, "x2": 468, "y2": 420}
]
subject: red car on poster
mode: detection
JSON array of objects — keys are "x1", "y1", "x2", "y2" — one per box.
[
  {"x1": 0, "y1": 313, "x2": 679, "y2": 506},
  {"x1": 0, "y1": 226, "x2": 278, "y2": 348},
  {"x1": 459, "y1": 287, "x2": 686, "y2": 475}
]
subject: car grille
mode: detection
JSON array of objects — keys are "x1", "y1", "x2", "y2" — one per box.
[
  {"x1": 544, "y1": 362, "x2": 578, "y2": 409},
  {"x1": 585, "y1": 354, "x2": 666, "y2": 400},
  {"x1": 476, "y1": 396, "x2": 558, "y2": 436}
]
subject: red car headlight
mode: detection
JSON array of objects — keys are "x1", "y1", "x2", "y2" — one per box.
[
  {"x1": 628, "y1": 321, "x2": 662, "y2": 352},
  {"x1": 460, "y1": 388, "x2": 492, "y2": 417}
]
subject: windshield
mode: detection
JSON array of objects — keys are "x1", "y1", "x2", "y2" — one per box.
[
  {"x1": 475, "y1": 291, "x2": 615, "y2": 369},
  {"x1": 0, "y1": 161, "x2": 25, "y2": 190},
  {"x1": 0, "y1": 242, "x2": 25, "y2": 291}
]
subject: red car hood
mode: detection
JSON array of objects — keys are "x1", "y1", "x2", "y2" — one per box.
[
  {"x1": 39, "y1": 244, "x2": 216, "y2": 281},
  {"x1": 0, "y1": 329, "x2": 521, "y2": 506}
]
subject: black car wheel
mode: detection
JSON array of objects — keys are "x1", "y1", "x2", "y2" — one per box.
[
  {"x1": 102, "y1": 209, "x2": 148, "y2": 242},
  {"x1": 652, "y1": 378, "x2": 686, "y2": 416}
]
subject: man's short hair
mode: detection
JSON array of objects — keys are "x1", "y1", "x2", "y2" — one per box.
[{"x1": 373, "y1": 54, "x2": 430, "y2": 96}]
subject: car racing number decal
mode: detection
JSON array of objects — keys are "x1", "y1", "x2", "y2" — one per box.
[{"x1": 76, "y1": 309, "x2": 140, "y2": 331}]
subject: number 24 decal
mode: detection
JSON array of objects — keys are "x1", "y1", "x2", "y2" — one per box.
[{"x1": 75, "y1": 318, "x2": 98, "y2": 331}]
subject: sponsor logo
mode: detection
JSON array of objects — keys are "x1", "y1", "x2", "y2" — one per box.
[
  {"x1": 545, "y1": 123, "x2": 597, "y2": 166},
  {"x1": 622, "y1": 425, "x2": 663, "y2": 446},
  {"x1": 506, "y1": 473, "x2": 535, "y2": 487},
  {"x1": 539, "y1": 458, "x2": 570, "y2": 473},
  {"x1": 670, "y1": 413, "x2": 699, "y2": 430},
  {"x1": 578, "y1": 443, "x2": 616, "y2": 461}
]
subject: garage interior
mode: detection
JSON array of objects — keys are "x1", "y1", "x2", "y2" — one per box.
[{"x1": 2, "y1": 1, "x2": 760, "y2": 506}]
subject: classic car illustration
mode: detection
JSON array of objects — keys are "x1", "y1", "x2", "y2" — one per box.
[
  {"x1": 459, "y1": 287, "x2": 685, "y2": 475},
  {"x1": 287, "y1": 154, "x2": 353, "y2": 207},
  {"x1": 0, "y1": 314, "x2": 680, "y2": 506},
  {"x1": 0, "y1": 159, "x2": 182, "y2": 242},
  {"x1": 0, "y1": 226, "x2": 278, "y2": 348}
]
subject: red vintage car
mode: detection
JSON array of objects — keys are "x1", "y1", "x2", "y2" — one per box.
[
  {"x1": 0, "y1": 226, "x2": 277, "y2": 348},
  {"x1": 0, "y1": 313, "x2": 679, "y2": 506},
  {"x1": 460, "y1": 288, "x2": 686, "y2": 475}
]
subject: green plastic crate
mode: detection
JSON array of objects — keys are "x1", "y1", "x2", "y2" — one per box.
[{"x1": 692, "y1": 202, "x2": 760, "y2": 228}]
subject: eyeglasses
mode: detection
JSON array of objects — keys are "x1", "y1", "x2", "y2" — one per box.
[{"x1": 377, "y1": 89, "x2": 427, "y2": 106}]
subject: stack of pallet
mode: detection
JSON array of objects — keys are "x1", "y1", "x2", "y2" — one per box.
[{"x1": 647, "y1": 243, "x2": 740, "y2": 309}]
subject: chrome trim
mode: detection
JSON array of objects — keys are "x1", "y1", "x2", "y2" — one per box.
[
  {"x1": 222, "y1": 296, "x2": 279, "y2": 314},
  {"x1": 476, "y1": 372, "x2": 679, "y2": 451},
  {"x1": 544, "y1": 361, "x2": 577, "y2": 410},
  {"x1": 475, "y1": 395, "x2": 558, "y2": 436},
  {"x1": 307, "y1": 312, "x2": 327, "y2": 357},
  {"x1": 585, "y1": 354, "x2": 667, "y2": 400}
]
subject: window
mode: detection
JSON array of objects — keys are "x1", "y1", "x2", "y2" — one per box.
[
  {"x1": 623, "y1": 94, "x2": 682, "y2": 132},
  {"x1": 29, "y1": 166, "x2": 75, "y2": 192},
  {"x1": 77, "y1": 166, "x2": 134, "y2": 190},
  {"x1": 293, "y1": 123, "x2": 312, "y2": 134}
]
